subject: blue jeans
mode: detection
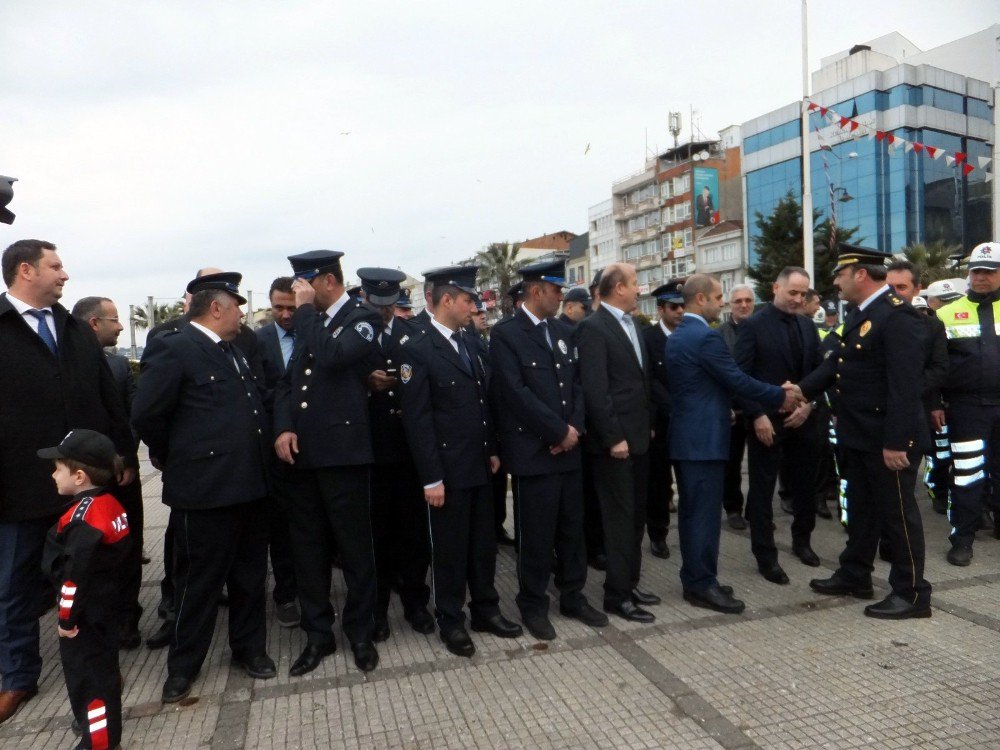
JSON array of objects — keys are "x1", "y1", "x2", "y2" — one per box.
[{"x1": 0, "y1": 517, "x2": 56, "y2": 690}]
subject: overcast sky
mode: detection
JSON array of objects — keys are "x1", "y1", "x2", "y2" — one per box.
[{"x1": 1, "y1": 1, "x2": 995, "y2": 343}]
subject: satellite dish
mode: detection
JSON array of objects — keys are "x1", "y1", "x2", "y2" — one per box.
[
  {"x1": 692, "y1": 153, "x2": 702, "y2": 161},
  {"x1": 699, "y1": 150, "x2": 710, "y2": 160}
]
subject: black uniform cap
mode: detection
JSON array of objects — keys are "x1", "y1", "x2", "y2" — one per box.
[
  {"x1": 507, "y1": 281, "x2": 524, "y2": 301},
  {"x1": 589, "y1": 269, "x2": 603, "y2": 291},
  {"x1": 395, "y1": 288, "x2": 413, "y2": 309},
  {"x1": 517, "y1": 258, "x2": 568, "y2": 287},
  {"x1": 563, "y1": 287, "x2": 591, "y2": 305},
  {"x1": 288, "y1": 250, "x2": 344, "y2": 280},
  {"x1": 821, "y1": 298, "x2": 838, "y2": 315},
  {"x1": 357, "y1": 267, "x2": 407, "y2": 306},
  {"x1": 650, "y1": 280, "x2": 684, "y2": 304},
  {"x1": 422, "y1": 264, "x2": 479, "y2": 298},
  {"x1": 38, "y1": 429, "x2": 118, "y2": 472},
  {"x1": 185, "y1": 271, "x2": 247, "y2": 305},
  {"x1": 832, "y1": 243, "x2": 890, "y2": 275}
]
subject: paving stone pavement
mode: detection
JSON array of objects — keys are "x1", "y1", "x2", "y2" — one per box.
[{"x1": 5, "y1": 454, "x2": 1000, "y2": 749}]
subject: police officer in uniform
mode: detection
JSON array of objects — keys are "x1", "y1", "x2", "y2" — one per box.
[
  {"x1": 490, "y1": 259, "x2": 608, "y2": 640},
  {"x1": 642, "y1": 281, "x2": 684, "y2": 558},
  {"x1": 132, "y1": 272, "x2": 276, "y2": 702},
  {"x1": 394, "y1": 289, "x2": 415, "y2": 320},
  {"x1": 796, "y1": 245, "x2": 932, "y2": 619},
  {"x1": 273, "y1": 250, "x2": 382, "y2": 674},
  {"x1": 358, "y1": 267, "x2": 435, "y2": 639},
  {"x1": 936, "y1": 242, "x2": 1000, "y2": 564},
  {"x1": 398, "y1": 265, "x2": 522, "y2": 657},
  {"x1": 558, "y1": 286, "x2": 590, "y2": 326}
]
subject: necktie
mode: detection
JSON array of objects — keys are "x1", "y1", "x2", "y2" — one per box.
[
  {"x1": 283, "y1": 330, "x2": 295, "y2": 367},
  {"x1": 27, "y1": 309, "x2": 58, "y2": 356},
  {"x1": 219, "y1": 341, "x2": 240, "y2": 373},
  {"x1": 538, "y1": 320, "x2": 553, "y2": 349},
  {"x1": 622, "y1": 314, "x2": 642, "y2": 365},
  {"x1": 451, "y1": 332, "x2": 474, "y2": 376}
]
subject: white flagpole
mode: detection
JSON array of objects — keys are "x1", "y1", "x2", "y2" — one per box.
[{"x1": 801, "y1": 0, "x2": 815, "y2": 280}]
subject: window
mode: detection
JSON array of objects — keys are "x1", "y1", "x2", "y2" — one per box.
[
  {"x1": 683, "y1": 227, "x2": 693, "y2": 246},
  {"x1": 664, "y1": 257, "x2": 695, "y2": 277},
  {"x1": 661, "y1": 182, "x2": 673, "y2": 199},
  {"x1": 674, "y1": 174, "x2": 690, "y2": 194},
  {"x1": 675, "y1": 202, "x2": 691, "y2": 221}
]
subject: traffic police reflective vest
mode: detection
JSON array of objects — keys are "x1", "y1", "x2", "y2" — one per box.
[{"x1": 938, "y1": 293, "x2": 1000, "y2": 404}]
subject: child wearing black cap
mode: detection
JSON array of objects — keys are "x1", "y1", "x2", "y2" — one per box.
[{"x1": 39, "y1": 429, "x2": 130, "y2": 750}]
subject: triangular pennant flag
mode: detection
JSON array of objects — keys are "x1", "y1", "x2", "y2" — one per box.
[
  {"x1": 904, "y1": 142, "x2": 914, "y2": 152},
  {"x1": 807, "y1": 102, "x2": 819, "y2": 111},
  {"x1": 931, "y1": 147, "x2": 945, "y2": 160},
  {"x1": 962, "y1": 163, "x2": 975, "y2": 176},
  {"x1": 946, "y1": 155, "x2": 955, "y2": 166},
  {"x1": 849, "y1": 120, "x2": 859, "y2": 132},
  {"x1": 925, "y1": 146, "x2": 939, "y2": 158},
  {"x1": 839, "y1": 116, "x2": 850, "y2": 128},
  {"x1": 977, "y1": 155, "x2": 992, "y2": 169},
  {"x1": 819, "y1": 106, "x2": 828, "y2": 117},
  {"x1": 866, "y1": 128, "x2": 876, "y2": 140},
  {"x1": 954, "y1": 152, "x2": 967, "y2": 164},
  {"x1": 876, "y1": 131, "x2": 887, "y2": 142},
  {"x1": 886, "y1": 134, "x2": 898, "y2": 145},
  {"x1": 913, "y1": 143, "x2": 924, "y2": 154},
  {"x1": 986, "y1": 173, "x2": 994, "y2": 183}
]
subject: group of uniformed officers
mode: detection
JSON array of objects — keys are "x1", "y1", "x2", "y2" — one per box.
[{"x1": 126, "y1": 239, "x2": 1000, "y2": 704}]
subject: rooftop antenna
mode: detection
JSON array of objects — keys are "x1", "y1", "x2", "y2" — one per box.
[{"x1": 668, "y1": 112, "x2": 682, "y2": 149}]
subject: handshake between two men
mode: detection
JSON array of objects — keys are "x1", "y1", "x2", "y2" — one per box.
[{"x1": 752, "y1": 382, "x2": 810, "y2": 449}]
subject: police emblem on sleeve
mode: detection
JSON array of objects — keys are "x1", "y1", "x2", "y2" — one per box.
[
  {"x1": 331, "y1": 326, "x2": 343, "y2": 338},
  {"x1": 354, "y1": 321, "x2": 375, "y2": 342},
  {"x1": 400, "y1": 363, "x2": 413, "y2": 383},
  {"x1": 558, "y1": 339, "x2": 568, "y2": 355},
  {"x1": 860, "y1": 321, "x2": 872, "y2": 337}
]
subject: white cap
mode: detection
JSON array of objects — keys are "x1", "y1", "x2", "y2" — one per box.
[
  {"x1": 911, "y1": 295, "x2": 928, "y2": 309},
  {"x1": 925, "y1": 278, "x2": 965, "y2": 301},
  {"x1": 967, "y1": 242, "x2": 1000, "y2": 271},
  {"x1": 812, "y1": 308, "x2": 825, "y2": 325}
]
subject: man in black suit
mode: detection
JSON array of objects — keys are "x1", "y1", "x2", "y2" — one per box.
[
  {"x1": 490, "y1": 259, "x2": 608, "y2": 640},
  {"x1": 576, "y1": 262, "x2": 659, "y2": 623},
  {"x1": 132, "y1": 272, "x2": 275, "y2": 703},
  {"x1": 399, "y1": 265, "x2": 522, "y2": 657},
  {"x1": 718, "y1": 285, "x2": 755, "y2": 530},
  {"x1": 735, "y1": 267, "x2": 824, "y2": 585},
  {"x1": 795, "y1": 245, "x2": 932, "y2": 619},
  {"x1": 273, "y1": 250, "x2": 382, "y2": 674},
  {"x1": 254, "y1": 277, "x2": 300, "y2": 629},
  {"x1": 358, "y1": 267, "x2": 435, "y2": 640},
  {"x1": 0, "y1": 240, "x2": 136, "y2": 724},
  {"x1": 71, "y1": 296, "x2": 145, "y2": 649},
  {"x1": 642, "y1": 281, "x2": 684, "y2": 560}
]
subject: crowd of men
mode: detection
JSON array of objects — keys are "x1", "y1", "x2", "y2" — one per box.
[{"x1": 1, "y1": 236, "x2": 998, "y2": 722}]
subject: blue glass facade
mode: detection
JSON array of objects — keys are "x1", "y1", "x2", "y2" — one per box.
[{"x1": 745, "y1": 88, "x2": 993, "y2": 266}]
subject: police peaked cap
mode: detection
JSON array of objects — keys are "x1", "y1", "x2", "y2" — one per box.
[
  {"x1": 422, "y1": 264, "x2": 479, "y2": 298},
  {"x1": 832, "y1": 243, "x2": 891, "y2": 275},
  {"x1": 288, "y1": 250, "x2": 344, "y2": 280},
  {"x1": 186, "y1": 271, "x2": 247, "y2": 305},
  {"x1": 518, "y1": 258, "x2": 568, "y2": 287},
  {"x1": 357, "y1": 267, "x2": 407, "y2": 306}
]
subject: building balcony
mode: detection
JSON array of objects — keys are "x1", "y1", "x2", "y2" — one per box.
[{"x1": 637, "y1": 253, "x2": 662, "y2": 270}]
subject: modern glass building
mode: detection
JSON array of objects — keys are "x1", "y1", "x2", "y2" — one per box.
[{"x1": 742, "y1": 29, "x2": 997, "y2": 267}]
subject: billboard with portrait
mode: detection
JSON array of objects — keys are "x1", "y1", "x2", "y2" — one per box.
[{"x1": 693, "y1": 167, "x2": 720, "y2": 227}]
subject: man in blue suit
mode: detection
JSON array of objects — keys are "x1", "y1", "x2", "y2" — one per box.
[{"x1": 666, "y1": 275, "x2": 798, "y2": 614}]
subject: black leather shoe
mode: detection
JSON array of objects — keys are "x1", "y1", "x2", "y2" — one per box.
[
  {"x1": 404, "y1": 607, "x2": 436, "y2": 635},
  {"x1": 373, "y1": 620, "x2": 391, "y2": 643},
  {"x1": 758, "y1": 562, "x2": 790, "y2": 585},
  {"x1": 161, "y1": 676, "x2": 192, "y2": 704},
  {"x1": 470, "y1": 614, "x2": 523, "y2": 638},
  {"x1": 726, "y1": 512, "x2": 748, "y2": 530},
  {"x1": 289, "y1": 642, "x2": 336, "y2": 677},
  {"x1": 146, "y1": 620, "x2": 174, "y2": 650},
  {"x1": 496, "y1": 528, "x2": 516, "y2": 547},
  {"x1": 947, "y1": 545, "x2": 973, "y2": 566},
  {"x1": 718, "y1": 584, "x2": 734, "y2": 596},
  {"x1": 630, "y1": 587, "x2": 661, "y2": 606},
  {"x1": 522, "y1": 614, "x2": 556, "y2": 640},
  {"x1": 233, "y1": 654, "x2": 276, "y2": 679},
  {"x1": 275, "y1": 600, "x2": 300, "y2": 628},
  {"x1": 649, "y1": 539, "x2": 670, "y2": 559},
  {"x1": 683, "y1": 585, "x2": 745, "y2": 614},
  {"x1": 560, "y1": 602, "x2": 609, "y2": 627},
  {"x1": 815, "y1": 501, "x2": 832, "y2": 519},
  {"x1": 809, "y1": 573, "x2": 874, "y2": 599},
  {"x1": 864, "y1": 593, "x2": 932, "y2": 620},
  {"x1": 441, "y1": 628, "x2": 475, "y2": 657},
  {"x1": 588, "y1": 553, "x2": 607, "y2": 571},
  {"x1": 351, "y1": 642, "x2": 379, "y2": 672},
  {"x1": 793, "y1": 545, "x2": 821, "y2": 567},
  {"x1": 603, "y1": 600, "x2": 655, "y2": 623}
]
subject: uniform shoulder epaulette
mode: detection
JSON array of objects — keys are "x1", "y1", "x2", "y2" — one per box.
[{"x1": 890, "y1": 295, "x2": 904, "y2": 306}]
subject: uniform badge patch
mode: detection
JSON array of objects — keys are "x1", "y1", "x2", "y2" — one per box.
[
  {"x1": 331, "y1": 326, "x2": 343, "y2": 338},
  {"x1": 400, "y1": 363, "x2": 413, "y2": 383},
  {"x1": 955, "y1": 312, "x2": 969, "y2": 320},
  {"x1": 558, "y1": 339, "x2": 568, "y2": 355},
  {"x1": 860, "y1": 321, "x2": 872, "y2": 337},
  {"x1": 355, "y1": 321, "x2": 375, "y2": 342},
  {"x1": 399, "y1": 334, "x2": 409, "y2": 346}
]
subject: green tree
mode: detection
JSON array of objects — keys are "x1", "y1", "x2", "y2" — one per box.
[
  {"x1": 747, "y1": 191, "x2": 858, "y2": 301},
  {"x1": 902, "y1": 240, "x2": 963, "y2": 285},
  {"x1": 475, "y1": 241, "x2": 521, "y2": 317},
  {"x1": 131, "y1": 300, "x2": 184, "y2": 330}
]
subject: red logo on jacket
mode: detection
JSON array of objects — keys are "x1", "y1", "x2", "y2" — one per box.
[{"x1": 955, "y1": 312, "x2": 969, "y2": 320}]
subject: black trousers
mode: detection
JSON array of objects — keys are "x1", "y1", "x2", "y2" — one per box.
[
  {"x1": 371, "y1": 460, "x2": 430, "y2": 620},
  {"x1": 266, "y1": 464, "x2": 299, "y2": 606},
  {"x1": 646, "y1": 432, "x2": 673, "y2": 543},
  {"x1": 813, "y1": 403, "x2": 839, "y2": 501},
  {"x1": 158, "y1": 516, "x2": 176, "y2": 620},
  {"x1": 723, "y1": 419, "x2": 747, "y2": 515},
  {"x1": 946, "y1": 401, "x2": 1000, "y2": 546},
  {"x1": 492, "y1": 466, "x2": 509, "y2": 532},
  {"x1": 288, "y1": 465, "x2": 377, "y2": 646},
  {"x1": 581, "y1": 457, "x2": 605, "y2": 559},
  {"x1": 513, "y1": 470, "x2": 588, "y2": 617},
  {"x1": 594, "y1": 451, "x2": 649, "y2": 607},
  {"x1": 61, "y1": 615, "x2": 122, "y2": 750},
  {"x1": 745, "y1": 415, "x2": 819, "y2": 565},
  {"x1": 427, "y1": 483, "x2": 500, "y2": 633},
  {"x1": 113, "y1": 476, "x2": 144, "y2": 630},
  {"x1": 168, "y1": 500, "x2": 268, "y2": 679},
  {"x1": 837, "y1": 447, "x2": 931, "y2": 606}
]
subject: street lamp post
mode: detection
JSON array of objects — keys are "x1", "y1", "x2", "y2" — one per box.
[{"x1": 828, "y1": 185, "x2": 853, "y2": 253}]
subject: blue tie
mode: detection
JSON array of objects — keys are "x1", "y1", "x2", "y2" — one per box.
[{"x1": 27, "y1": 309, "x2": 58, "y2": 356}]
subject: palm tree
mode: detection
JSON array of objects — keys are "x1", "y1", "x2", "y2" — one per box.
[
  {"x1": 475, "y1": 241, "x2": 521, "y2": 317},
  {"x1": 131, "y1": 301, "x2": 184, "y2": 330},
  {"x1": 902, "y1": 241, "x2": 963, "y2": 285}
]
